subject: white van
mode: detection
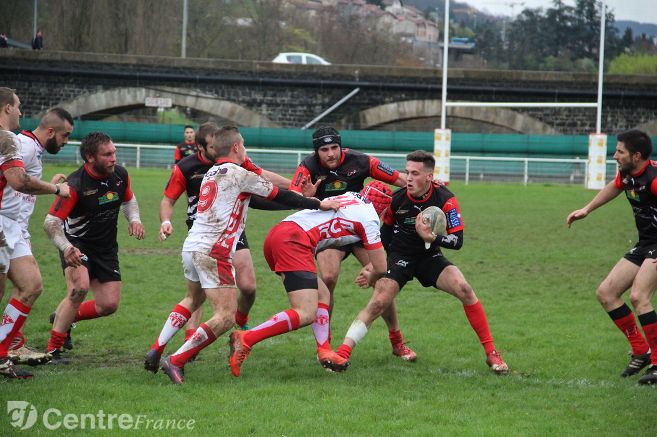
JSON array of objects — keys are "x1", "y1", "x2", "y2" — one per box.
[{"x1": 272, "y1": 52, "x2": 331, "y2": 65}]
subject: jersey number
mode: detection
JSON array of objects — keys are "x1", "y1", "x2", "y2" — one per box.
[{"x1": 197, "y1": 180, "x2": 217, "y2": 213}]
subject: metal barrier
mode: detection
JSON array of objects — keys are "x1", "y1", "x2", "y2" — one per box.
[{"x1": 46, "y1": 141, "x2": 616, "y2": 185}]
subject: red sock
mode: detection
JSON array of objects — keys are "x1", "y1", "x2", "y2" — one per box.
[
  {"x1": 388, "y1": 329, "x2": 404, "y2": 346},
  {"x1": 0, "y1": 299, "x2": 31, "y2": 357},
  {"x1": 235, "y1": 310, "x2": 249, "y2": 327},
  {"x1": 243, "y1": 309, "x2": 300, "y2": 348},
  {"x1": 463, "y1": 300, "x2": 495, "y2": 355},
  {"x1": 47, "y1": 330, "x2": 68, "y2": 353},
  {"x1": 609, "y1": 304, "x2": 650, "y2": 355},
  {"x1": 10, "y1": 331, "x2": 25, "y2": 351},
  {"x1": 337, "y1": 343, "x2": 352, "y2": 359},
  {"x1": 75, "y1": 300, "x2": 100, "y2": 321},
  {"x1": 638, "y1": 311, "x2": 657, "y2": 365},
  {"x1": 170, "y1": 324, "x2": 217, "y2": 367},
  {"x1": 184, "y1": 328, "x2": 196, "y2": 342}
]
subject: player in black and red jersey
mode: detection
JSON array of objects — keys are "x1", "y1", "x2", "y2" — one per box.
[
  {"x1": 288, "y1": 126, "x2": 417, "y2": 361},
  {"x1": 335, "y1": 150, "x2": 509, "y2": 375},
  {"x1": 174, "y1": 125, "x2": 197, "y2": 163},
  {"x1": 567, "y1": 129, "x2": 657, "y2": 385},
  {"x1": 43, "y1": 132, "x2": 145, "y2": 363},
  {"x1": 146, "y1": 123, "x2": 295, "y2": 370}
]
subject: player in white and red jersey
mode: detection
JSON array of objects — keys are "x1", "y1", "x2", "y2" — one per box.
[
  {"x1": 5, "y1": 108, "x2": 73, "y2": 366},
  {"x1": 152, "y1": 126, "x2": 338, "y2": 384},
  {"x1": 228, "y1": 183, "x2": 392, "y2": 377},
  {"x1": 0, "y1": 87, "x2": 71, "y2": 379}
]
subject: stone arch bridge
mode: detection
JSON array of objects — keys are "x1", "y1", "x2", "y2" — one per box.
[{"x1": 2, "y1": 50, "x2": 657, "y2": 135}]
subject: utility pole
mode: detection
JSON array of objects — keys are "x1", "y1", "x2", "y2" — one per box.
[{"x1": 33, "y1": 0, "x2": 38, "y2": 39}]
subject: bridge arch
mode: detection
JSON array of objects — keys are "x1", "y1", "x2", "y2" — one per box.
[
  {"x1": 46, "y1": 86, "x2": 280, "y2": 128},
  {"x1": 339, "y1": 100, "x2": 558, "y2": 134}
]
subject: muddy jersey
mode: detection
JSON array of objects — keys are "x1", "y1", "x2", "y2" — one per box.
[
  {"x1": 164, "y1": 153, "x2": 263, "y2": 230},
  {"x1": 383, "y1": 182, "x2": 464, "y2": 255},
  {"x1": 14, "y1": 130, "x2": 44, "y2": 237},
  {"x1": 182, "y1": 159, "x2": 276, "y2": 259},
  {"x1": 0, "y1": 130, "x2": 26, "y2": 221},
  {"x1": 289, "y1": 148, "x2": 399, "y2": 199},
  {"x1": 48, "y1": 164, "x2": 134, "y2": 248},
  {"x1": 283, "y1": 192, "x2": 383, "y2": 252},
  {"x1": 614, "y1": 160, "x2": 657, "y2": 243}
]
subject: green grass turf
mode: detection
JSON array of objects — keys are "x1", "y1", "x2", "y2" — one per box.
[{"x1": 1, "y1": 165, "x2": 657, "y2": 436}]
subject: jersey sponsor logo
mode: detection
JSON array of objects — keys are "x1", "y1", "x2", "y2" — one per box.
[
  {"x1": 83, "y1": 189, "x2": 98, "y2": 196},
  {"x1": 98, "y1": 191, "x2": 120, "y2": 205},
  {"x1": 318, "y1": 218, "x2": 355, "y2": 239},
  {"x1": 324, "y1": 180, "x2": 348, "y2": 192},
  {"x1": 347, "y1": 169, "x2": 357, "y2": 176},
  {"x1": 626, "y1": 189, "x2": 639, "y2": 201},
  {"x1": 395, "y1": 259, "x2": 408, "y2": 267},
  {"x1": 403, "y1": 217, "x2": 415, "y2": 225},
  {"x1": 446, "y1": 209, "x2": 462, "y2": 228},
  {"x1": 377, "y1": 162, "x2": 395, "y2": 176}
]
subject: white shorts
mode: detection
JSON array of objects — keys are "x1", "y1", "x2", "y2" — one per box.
[
  {"x1": 182, "y1": 251, "x2": 235, "y2": 289},
  {"x1": 0, "y1": 215, "x2": 26, "y2": 274}
]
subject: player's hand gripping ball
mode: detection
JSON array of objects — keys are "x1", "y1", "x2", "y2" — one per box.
[{"x1": 421, "y1": 206, "x2": 447, "y2": 236}]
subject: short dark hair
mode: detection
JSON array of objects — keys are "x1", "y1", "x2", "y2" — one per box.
[
  {"x1": 0, "y1": 87, "x2": 16, "y2": 108},
  {"x1": 184, "y1": 125, "x2": 194, "y2": 131},
  {"x1": 618, "y1": 129, "x2": 652, "y2": 160},
  {"x1": 312, "y1": 126, "x2": 341, "y2": 151},
  {"x1": 196, "y1": 122, "x2": 219, "y2": 150},
  {"x1": 406, "y1": 150, "x2": 435, "y2": 172},
  {"x1": 80, "y1": 131, "x2": 112, "y2": 162},
  {"x1": 213, "y1": 126, "x2": 241, "y2": 157},
  {"x1": 39, "y1": 107, "x2": 74, "y2": 129}
]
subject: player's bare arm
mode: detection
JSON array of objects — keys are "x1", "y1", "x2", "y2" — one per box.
[
  {"x1": 121, "y1": 196, "x2": 145, "y2": 240},
  {"x1": 393, "y1": 172, "x2": 407, "y2": 187},
  {"x1": 159, "y1": 196, "x2": 176, "y2": 240},
  {"x1": 4, "y1": 166, "x2": 70, "y2": 197},
  {"x1": 43, "y1": 214, "x2": 85, "y2": 267},
  {"x1": 260, "y1": 169, "x2": 292, "y2": 189},
  {"x1": 566, "y1": 181, "x2": 623, "y2": 227}
]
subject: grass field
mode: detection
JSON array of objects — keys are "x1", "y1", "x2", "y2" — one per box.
[{"x1": 1, "y1": 165, "x2": 657, "y2": 436}]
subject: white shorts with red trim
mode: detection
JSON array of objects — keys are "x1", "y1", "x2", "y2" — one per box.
[{"x1": 182, "y1": 250, "x2": 235, "y2": 289}]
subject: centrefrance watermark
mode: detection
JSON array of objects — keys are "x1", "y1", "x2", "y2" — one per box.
[{"x1": 7, "y1": 401, "x2": 196, "y2": 431}]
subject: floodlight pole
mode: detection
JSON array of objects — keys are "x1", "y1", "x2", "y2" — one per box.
[
  {"x1": 181, "y1": 0, "x2": 188, "y2": 58},
  {"x1": 440, "y1": 0, "x2": 450, "y2": 129},
  {"x1": 596, "y1": 0, "x2": 606, "y2": 134}
]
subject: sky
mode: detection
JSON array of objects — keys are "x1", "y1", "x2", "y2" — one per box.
[{"x1": 474, "y1": 0, "x2": 657, "y2": 24}]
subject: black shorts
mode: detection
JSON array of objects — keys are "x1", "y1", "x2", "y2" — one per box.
[
  {"x1": 624, "y1": 242, "x2": 657, "y2": 266},
  {"x1": 59, "y1": 243, "x2": 121, "y2": 283},
  {"x1": 236, "y1": 231, "x2": 249, "y2": 251},
  {"x1": 385, "y1": 250, "x2": 453, "y2": 291}
]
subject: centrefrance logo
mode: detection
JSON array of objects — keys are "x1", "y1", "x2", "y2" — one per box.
[{"x1": 6, "y1": 401, "x2": 196, "y2": 431}]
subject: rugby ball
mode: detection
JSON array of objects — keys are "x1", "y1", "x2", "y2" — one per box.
[{"x1": 421, "y1": 206, "x2": 447, "y2": 236}]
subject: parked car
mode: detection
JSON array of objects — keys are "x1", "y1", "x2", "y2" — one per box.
[{"x1": 272, "y1": 52, "x2": 331, "y2": 65}]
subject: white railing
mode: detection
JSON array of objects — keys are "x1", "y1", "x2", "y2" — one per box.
[{"x1": 45, "y1": 141, "x2": 616, "y2": 186}]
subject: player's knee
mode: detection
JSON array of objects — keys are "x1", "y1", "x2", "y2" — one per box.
[
  {"x1": 596, "y1": 284, "x2": 615, "y2": 305},
  {"x1": 455, "y1": 280, "x2": 475, "y2": 301},
  {"x1": 629, "y1": 289, "x2": 648, "y2": 309},
  {"x1": 367, "y1": 294, "x2": 391, "y2": 317},
  {"x1": 320, "y1": 273, "x2": 338, "y2": 291},
  {"x1": 67, "y1": 288, "x2": 88, "y2": 304},
  {"x1": 97, "y1": 302, "x2": 119, "y2": 316}
]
